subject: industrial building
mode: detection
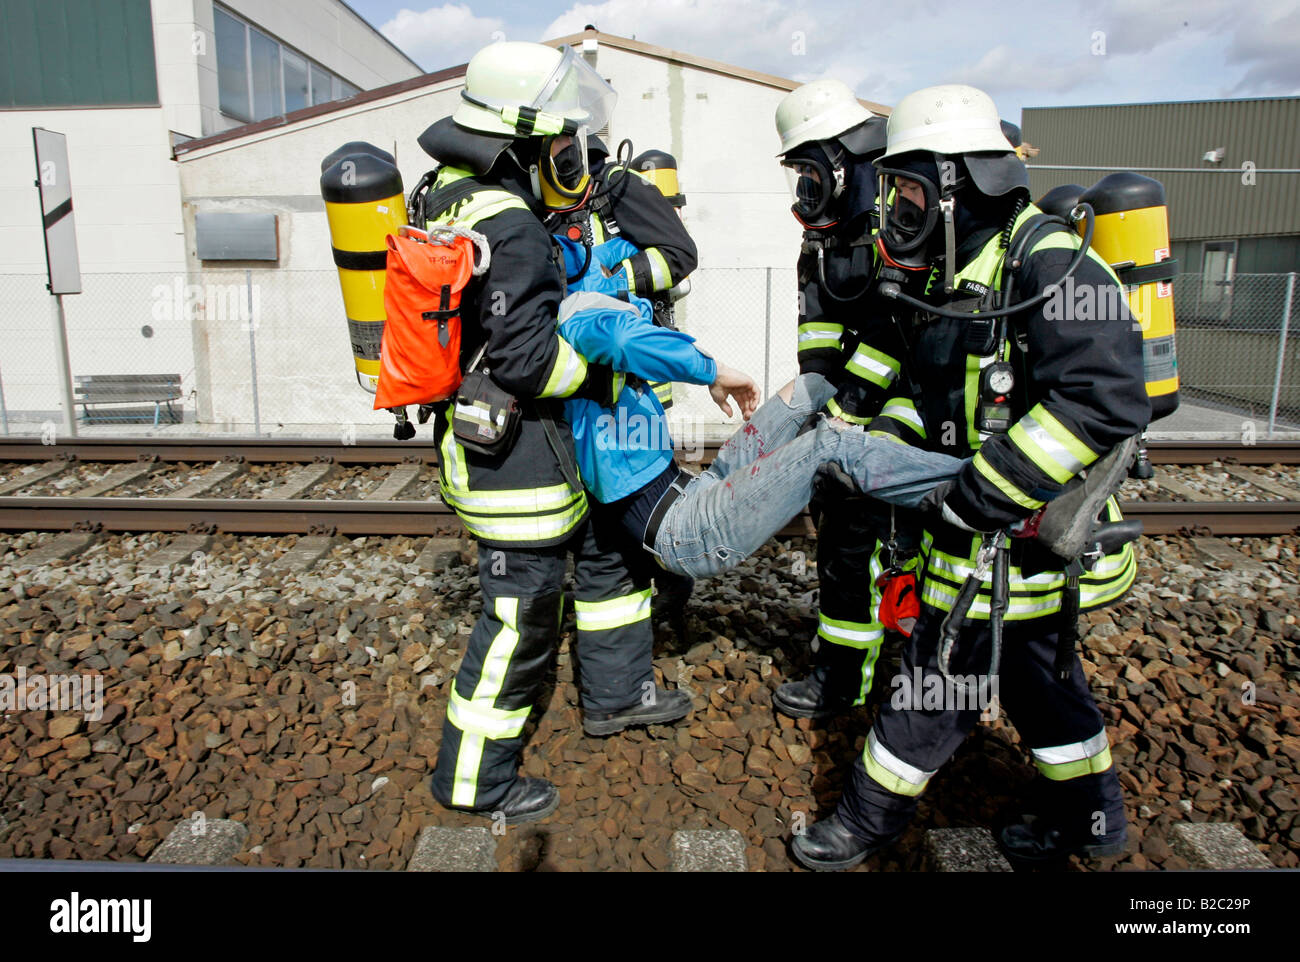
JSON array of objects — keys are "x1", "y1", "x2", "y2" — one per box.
[{"x1": 1024, "y1": 97, "x2": 1300, "y2": 423}]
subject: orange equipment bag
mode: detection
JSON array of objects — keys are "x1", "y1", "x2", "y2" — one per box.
[
  {"x1": 877, "y1": 571, "x2": 920, "y2": 637},
  {"x1": 373, "y1": 225, "x2": 490, "y2": 411}
]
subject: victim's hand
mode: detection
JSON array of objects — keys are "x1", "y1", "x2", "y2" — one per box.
[{"x1": 709, "y1": 363, "x2": 760, "y2": 419}]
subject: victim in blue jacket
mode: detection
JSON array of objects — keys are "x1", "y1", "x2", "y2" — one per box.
[{"x1": 555, "y1": 236, "x2": 716, "y2": 503}]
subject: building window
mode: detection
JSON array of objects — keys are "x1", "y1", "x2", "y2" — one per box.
[
  {"x1": 1201, "y1": 240, "x2": 1237, "y2": 321},
  {"x1": 213, "y1": 4, "x2": 359, "y2": 124}
]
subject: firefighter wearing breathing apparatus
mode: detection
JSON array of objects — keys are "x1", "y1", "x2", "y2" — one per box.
[
  {"x1": 772, "y1": 80, "x2": 916, "y2": 720},
  {"x1": 416, "y1": 41, "x2": 692, "y2": 825},
  {"x1": 791, "y1": 84, "x2": 1151, "y2": 871},
  {"x1": 542, "y1": 132, "x2": 701, "y2": 633}
]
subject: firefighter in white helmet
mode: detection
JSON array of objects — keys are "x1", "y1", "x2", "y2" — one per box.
[
  {"x1": 416, "y1": 41, "x2": 693, "y2": 825},
  {"x1": 791, "y1": 84, "x2": 1149, "y2": 870},
  {"x1": 771, "y1": 79, "x2": 922, "y2": 722}
]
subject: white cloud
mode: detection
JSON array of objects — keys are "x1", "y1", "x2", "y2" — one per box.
[
  {"x1": 540, "y1": 0, "x2": 819, "y2": 80},
  {"x1": 381, "y1": 3, "x2": 507, "y2": 71}
]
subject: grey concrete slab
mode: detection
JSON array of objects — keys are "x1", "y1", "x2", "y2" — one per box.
[
  {"x1": 1155, "y1": 476, "x2": 1213, "y2": 502},
  {"x1": 406, "y1": 826, "x2": 497, "y2": 872},
  {"x1": 171, "y1": 460, "x2": 245, "y2": 498},
  {"x1": 258, "y1": 461, "x2": 334, "y2": 499},
  {"x1": 147, "y1": 818, "x2": 248, "y2": 865},
  {"x1": 76, "y1": 461, "x2": 156, "y2": 497},
  {"x1": 272, "y1": 535, "x2": 336, "y2": 572},
  {"x1": 924, "y1": 828, "x2": 1013, "y2": 872},
  {"x1": 142, "y1": 533, "x2": 213, "y2": 572},
  {"x1": 364, "y1": 463, "x2": 421, "y2": 501},
  {"x1": 1220, "y1": 465, "x2": 1300, "y2": 500},
  {"x1": 669, "y1": 829, "x2": 748, "y2": 872},
  {"x1": 18, "y1": 531, "x2": 99, "y2": 567},
  {"x1": 0, "y1": 459, "x2": 73, "y2": 495},
  {"x1": 1169, "y1": 823, "x2": 1273, "y2": 869},
  {"x1": 1191, "y1": 538, "x2": 1269, "y2": 576},
  {"x1": 416, "y1": 537, "x2": 466, "y2": 571},
  {"x1": 1148, "y1": 400, "x2": 1300, "y2": 439}
]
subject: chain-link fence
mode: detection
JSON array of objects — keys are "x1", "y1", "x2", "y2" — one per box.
[
  {"x1": 0, "y1": 268, "x2": 1296, "y2": 438},
  {"x1": 1171, "y1": 272, "x2": 1299, "y2": 430}
]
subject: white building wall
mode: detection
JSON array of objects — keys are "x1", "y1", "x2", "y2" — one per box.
[
  {"x1": 174, "y1": 41, "x2": 819, "y2": 435},
  {"x1": 0, "y1": 0, "x2": 421, "y2": 419}
]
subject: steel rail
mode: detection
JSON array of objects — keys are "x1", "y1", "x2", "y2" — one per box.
[
  {"x1": 0, "y1": 495, "x2": 1296, "y2": 538},
  {"x1": 3, "y1": 437, "x2": 1300, "y2": 466}
]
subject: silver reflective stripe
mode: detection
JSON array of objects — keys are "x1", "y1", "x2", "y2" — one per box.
[
  {"x1": 799, "y1": 327, "x2": 842, "y2": 344},
  {"x1": 1019, "y1": 412, "x2": 1085, "y2": 475},
  {"x1": 868, "y1": 730, "x2": 935, "y2": 788},
  {"x1": 1031, "y1": 730, "x2": 1110, "y2": 766},
  {"x1": 849, "y1": 350, "x2": 896, "y2": 381},
  {"x1": 881, "y1": 400, "x2": 924, "y2": 432}
]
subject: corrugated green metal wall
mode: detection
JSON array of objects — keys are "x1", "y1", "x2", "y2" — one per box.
[
  {"x1": 0, "y1": 0, "x2": 158, "y2": 108},
  {"x1": 1022, "y1": 98, "x2": 1300, "y2": 243}
]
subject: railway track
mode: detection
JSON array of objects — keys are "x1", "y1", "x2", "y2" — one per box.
[{"x1": 2, "y1": 437, "x2": 1299, "y2": 538}]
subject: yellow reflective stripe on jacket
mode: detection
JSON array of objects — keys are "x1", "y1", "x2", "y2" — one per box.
[
  {"x1": 538, "y1": 336, "x2": 589, "y2": 398},
  {"x1": 455, "y1": 499, "x2": 588, "y2": 543},
  {"x1": 918, "y1": 540, "x2": 1137, "y2": 620},
  {"x1": 1031, "y1": 730, "x2": 1113, "y2": 781},
  {"x1": 651, "y1": 380, "x2": 673, "y2": 405},
  {"x1": 845, "y1": 344, "x2": 901, "y2": 389},
  {"x1": 826, "y1": 397, "x2": 871, "y2": 425},
  {"x1": 817, "y1": 613, "x2": 883, "y2": 650},
  {"x1": 879, "y1": 397, "x2": 926, "y2": 438},
  {"x1": 1007, "y1": 404, "x2": 1100, "y2": 484},
  {"x1": 972, "y1": 451, "x2": 1046, "y2": 510},
  {"x1": 427, "y1": 168, "x2": 529, "y2": 229},
  {"x1": 862, "y1": 730, "x2": 935, "y2": 797},
  {"x1": 574, "y1": 588, "x2": 652, "y2": 631},
  {"x1": 798, "y1": 321, "x2": 844, "y2": 353},
  {"x1": 870, "y1": 429, "x2": 908, "y2": 445}
]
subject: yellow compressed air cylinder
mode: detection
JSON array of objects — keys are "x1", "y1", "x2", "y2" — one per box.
[
  {"x1": 1078, "y1": 172, "x2": 1180, "y2": 421},
  {"x1": 631, "y1": 149, "x2": 685, "y2": 208},
  {"x1": 320, "y1": 142, "x2": 406, "y2": 393}
]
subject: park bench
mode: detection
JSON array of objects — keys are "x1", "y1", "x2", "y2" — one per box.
[{"x1": 74, "y1": 374, "x2": 183, "y2": 426}]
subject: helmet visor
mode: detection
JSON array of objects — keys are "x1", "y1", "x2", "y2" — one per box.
[{"x1": 537, "y1": 46, "x2": 616, "y2": 134}]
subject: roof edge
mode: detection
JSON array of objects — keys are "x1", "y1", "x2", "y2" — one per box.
[
  {"x1": 174, "y1": 28, "x2": 891, "y2": 159},
  {"x1": 173, "y1": 62, "x2": 467, "y2": 158},
  {"x1": 1024, "y1": 94, "x2": 1300, "y2": 112},
  {"x1": 335, "y1": 0, "x2": 427, "y2": 75}
]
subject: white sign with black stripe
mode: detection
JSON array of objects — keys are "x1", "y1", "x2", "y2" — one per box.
[{"x1": 32, "y1": 127, "x2": 81, "y2": 295}]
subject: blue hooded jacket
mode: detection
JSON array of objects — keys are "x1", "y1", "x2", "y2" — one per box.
[{"x1": 555, "y1": 236, "x2": 716, "y2": 503}]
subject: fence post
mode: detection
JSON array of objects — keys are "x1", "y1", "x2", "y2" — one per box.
[
  {"x1": 0, "y1": 359, "x2": 8, "y2": 435},
  {"x1": 763, "y1": 267, "x2": 772, "y2": 400},
  {"x1": 1267, "y1": 272, "x2": 1296, "y2": 437},
  {"x1": 246, "y1": 269, "x2": 261, "y2": 436}
]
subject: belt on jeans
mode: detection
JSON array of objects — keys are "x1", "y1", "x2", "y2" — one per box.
[{"x1": 643, "y1": 467, "x2": 696, "y2": 553}]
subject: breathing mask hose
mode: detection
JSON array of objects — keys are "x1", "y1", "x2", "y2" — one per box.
[
  {"x1": 878, "y1": 203, "x2": 1096, "y2": 320},
  {"x1": 817, "y1": 246, "x2": 874, "y2": 302}
]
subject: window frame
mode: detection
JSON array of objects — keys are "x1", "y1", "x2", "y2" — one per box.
[{"x1": 212, "y1": 3, "x2": 359, "y2": 124}]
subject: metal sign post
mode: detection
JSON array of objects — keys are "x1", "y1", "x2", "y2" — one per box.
[{"x1": 33, "y1": 128, "x2": 82, "y2": 438}]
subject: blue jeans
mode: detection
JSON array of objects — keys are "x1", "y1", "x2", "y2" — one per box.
[{"x1": 651, "y1": 373, "x2": 966, "y2": 578}]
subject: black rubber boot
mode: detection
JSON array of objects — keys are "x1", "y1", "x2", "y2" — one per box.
[
  {"x1": 999, "y1": 816, "x2": 1129, "y2": 864},
  {"x1": 437, "y1": 776, "x2": 560, "y2": 825},
  {"x1": 773, "y1": 663, "x2": 856, "y2": 720},
  {"x1": 583, "y1": 687, "x2": 692, "y2": 737},
  {"x1": 790, "y1": 814, "x2": 880, "y2": 871}
]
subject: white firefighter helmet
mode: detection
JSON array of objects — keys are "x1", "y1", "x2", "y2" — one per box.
[
  {"x1": 454, "y1": 41, "x2": 616, "y2": 139},
  {"x1": 775, "y1": 78, "x2": 874, "y2": 156},
  {"x1": 878, "y1": 83, "x2": 1014, "y2": 164}
]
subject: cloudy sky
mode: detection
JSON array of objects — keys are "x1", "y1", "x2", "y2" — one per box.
[{"x1": 350, "y1": 0, "x2": 1300, "y2": 118}]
